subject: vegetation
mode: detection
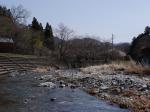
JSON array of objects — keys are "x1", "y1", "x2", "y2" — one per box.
[
  {"x1": 129, "y1": 26, "x2": 150, "y2": 65},
  {"x1": 0, "y1": 4, "x2": 150, "y2": 112},
  {"x1": 1, "y1": 5, "x2": 150, "y2": 67},
  {"x1": 44, "y1": 23, "x2": 54, "y2": 50},
  {"x1": 0, "y1": 5, "x2": 55, "y2": 56}
]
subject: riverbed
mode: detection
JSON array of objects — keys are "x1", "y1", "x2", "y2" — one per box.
[{"x1": 0, "y1": 71, "x2": 129, "y2": 112}]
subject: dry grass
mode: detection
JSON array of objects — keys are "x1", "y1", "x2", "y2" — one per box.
[
  {"x1": 81, "y1": 63, "x2": 126, "y2": 75},
  {"x1": 80, "y1": 61, "x2": 150, "y2": 111},
  {"x1": 81, "y1": 61, "x2": 150, "y2": 75},
  {"x1": 111, "y1": 60, "x2": 150, "y2": 74},
  {"x1": 125, "y1": 65, "x2": 150, "y2": 75},
  {"x1": 112, "y1": 60, "x2": 150, "y2": 75},
  {"x1": 131, "y1": 95, "x2": 150, "y2": 112},
  {"x1": 104, "y1": 92, "x2": 150, "y2": 112},
  {"x1": 32, "y1": 66, "x2": 55, "y2": 73}
]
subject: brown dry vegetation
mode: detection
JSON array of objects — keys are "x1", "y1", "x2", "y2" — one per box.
[
  {"x1": 83, "y1": 61, "x2": 150, "y2": 75},
  {"x1": 125, "y1": 65, "x2": 150, "y2": 75},
  {"x1": 114, "y1": 60, "x2": 150, "y2": 75},
  {"x1": 80, "y1": 61, "x2": 150, "y2": 112}
]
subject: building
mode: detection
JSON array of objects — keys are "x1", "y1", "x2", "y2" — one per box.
[{"x1": 0, "y1": 37, "x2": 14, "y2": 52}]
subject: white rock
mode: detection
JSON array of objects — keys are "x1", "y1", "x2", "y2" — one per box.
[
  {"x1": 59, "y1": 84, "x2": 65, "y2": 88},
  {"x1": 100, "y1": 86, "x2": 109, "y2": 90},
  {"x1": 9, "y1": 71, "x2": 19, "y2": 77},
  {"x1": 142, "y1": 84, "x2": 147, "y2": 88},
  {"x1": 39, "y1": 82, "x2": 56, "y2": 88},
  {"x1": 39, "y1": 75, "x2": 52, "y2": 80}
]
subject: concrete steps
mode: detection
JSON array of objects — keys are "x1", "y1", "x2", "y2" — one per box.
[{"x1": 0, "y1": 54, "x2": 50, "y2": 75}]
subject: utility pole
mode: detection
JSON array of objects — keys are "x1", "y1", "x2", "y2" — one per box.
[
  {"x1": 111, "y1": 34, "x2": 114, "y2": 60},
  {"x1": 112, "y1": 34, "x2": 114, "y2": 51}
]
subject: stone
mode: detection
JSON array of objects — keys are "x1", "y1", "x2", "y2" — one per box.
[
  {"x1": 24, "y1": 99, "x2": 29, "y2": 104},
  {"x1": 39, "y1": 75, "x2": 52, "y2": 80},
  {"x1": 70, "y1": 84, "x2": 76, "y2": 89},
  {"x1": 9, "y1": 71, "x2": 19, "y2": 77},
  {"x1": 50, "y1": 98, "x2": 56, "y2": 102},
  {"x1": 142, "y1": 84, "x2": 147, "y2": 88},
  {"x1": 147, "y1": 84, "x2": 150, "y2": 90},
  {"x1": 59, "y1": 84, "x2": 65, "y2": 88},
  {"x1": 100, "y1": 86, "x2": 109, "y2": 90},
  {"x1": 140, "y1": 84, "x2": 148, "y2": 91},
  {"x1": 39, "y1": 82, "x2": 56, "y2": 88},
  {"x1": 87, "y1": 88, "x2": 99, "y2": 95},
  {"x1": 110, "y1": 88, "x2": 121, "y2": 95},
  {"x1": 59, "y1": 80, "x2": 66, "y2": 88}
]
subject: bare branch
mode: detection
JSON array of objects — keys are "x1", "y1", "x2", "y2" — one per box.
[
  {"x1": 11, "y1": 5, "x2": 30, "y2": 24},
  {"x1": 55, "y1": 23, "x2": 74, "y2": 60}
]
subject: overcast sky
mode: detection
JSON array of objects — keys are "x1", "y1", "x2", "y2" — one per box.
[{"x1": 1, "y1": 0, "x2": 150, "y2": 43}]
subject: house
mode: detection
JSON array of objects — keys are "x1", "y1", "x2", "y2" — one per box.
[{"x1": 0, "y1": 36, "x2": 14, "y2": 52}]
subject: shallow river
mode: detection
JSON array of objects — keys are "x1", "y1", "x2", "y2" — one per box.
[{"x1": 0, "y1": 72, "x2": 130, "y2": 112}]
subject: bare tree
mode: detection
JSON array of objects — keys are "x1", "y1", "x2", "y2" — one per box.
[
  {"x1": 55, "y1": 23, "x2": 74, "y2": 60},
  {"x1": 11, "y1": 5, "x2": 30, "y2": 24}
]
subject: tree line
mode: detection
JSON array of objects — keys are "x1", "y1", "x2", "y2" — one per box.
[
  {"x1": 0, "y1": 5, "x2": 131, "y2": 67},
  {"x1": 0, "y1": 5, "x2": 55, "y2": 55},
  {"x1": 129, "y1": 26, "x2": 150, "y2": 65}
]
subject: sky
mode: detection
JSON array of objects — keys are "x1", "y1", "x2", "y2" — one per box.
[{"x1": 1, "y1": 0, "x2": 150, "y2": 43}]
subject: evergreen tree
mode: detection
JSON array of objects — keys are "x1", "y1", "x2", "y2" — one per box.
[
  {"x1": 44, "y1": 23, "x2": 54, "y2": 50},
  {"x1": 144, "y1": 26, "x2": 150, "y2": 35},
  {"x1": 39, "y1": 23, "x2": 43, "y2": 31},
  {"x1": 31, "y1": 17, "x2": 41, "y2": 31},
  {"x1": 0, "y1": 6, "x2": 12, "y2": 17},
  {"x1": 129, "y1": 26, "x2": 150, "y2": 62}
]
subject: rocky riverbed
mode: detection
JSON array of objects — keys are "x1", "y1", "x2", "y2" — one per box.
[
  {"x1": 0, "y1": 68, "x2": 129, "y2": 112},
  {"x1": 37, "y1": 64, "x2": 149, "y2": 112},
  {"x1": 0, "y1": 64, "x2": 149, "y2": 112}
]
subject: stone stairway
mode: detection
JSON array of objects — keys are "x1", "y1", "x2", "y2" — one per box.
[{"x1": 0, "y1": 54, "x2": 50, "y2": 75}]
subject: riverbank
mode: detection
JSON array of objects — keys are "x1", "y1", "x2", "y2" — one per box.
[
  {"x1": 80, "y1": 63, "x2": 150, "y2": 112},
  {"x1": 33, "y1": 63, "x2": 150, "y2": 112},
  {"x1": 0, "y1": 61, "x2": 149, "y2": 112},
  {"x1": 0, "y1": 68, "x2": 129, "y2": 112}
]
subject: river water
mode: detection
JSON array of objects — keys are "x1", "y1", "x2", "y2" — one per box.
[{"x1": 0, "y1": 71, "x2": 130, "y2": 112}]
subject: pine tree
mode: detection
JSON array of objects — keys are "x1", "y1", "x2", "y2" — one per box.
[
  {"x1": 144, "y1": 26, "x2": 150, "y2": 35},
  {"x1": 39, "y1": 23, "x2": 43, "y2": 31},
  {"x1": 31, "y1": 17, "x2": 41, "y2": 31},
  {"x1": 44, "y1": 23, "x2": 54, "y2": 50}
]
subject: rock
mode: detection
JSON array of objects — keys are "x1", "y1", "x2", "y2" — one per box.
[
  {"x1": 24, "y1": 99, "x2": 29, "y2": 104},
  {"x1": 140, "y1": 84, "x2": 148, "y2": 91},
  {"x1": 100, "y1": 86, "x2": 109, "y2": 90},
  {"x1": 147, "y1": 84, "x2": 150, "y2": 90},
  {"x1": 87, "y1": 88, "x2": 99, "y2": 95},
  {"x1": 119, "y1": 103, "x2": 128, "y2": 109},
  {"x1": 59, "y1": 84, "x2": 65, "y2": 88},
  {"x1": 50, "y1": 98, "x2": 56, "y2": 102},
  {"x1": 20, "y1": 72, "x2": 26, "y2": 76},
  {"x1": 9, "y1": 71, "x2": 19, "y2": 77},
  {"x1": 39, "y1": 82, "x2": 56, "y2": 88},
  {"x1": 39, "y1": 75, "x2": 52, "y2": 80},
  {"x1": 70, "y1": 84, "x2": 76, "y2": 89},
  {"x1": 59, "y1": 80, "x2": 64, "y2": 84},
  {"x1": 100, "y1": 93, "x2": 109, "y2": 99},
  {"x1": 59, "y1": 81, "x2": 66, "y2": 88},
  {"x1": 142, "y1": 84, "x2": 147, "y2": 88},
  {"x1": 112, "y1": 81, "x2": 117, "y2": 85},
  {"x1": 110, "y1": 87, "x2": 121, "y2": 95}
]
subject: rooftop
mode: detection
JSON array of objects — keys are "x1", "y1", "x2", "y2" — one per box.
[{"x1": 0, "y1": 37, "x2": 13, "y2": 43}]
